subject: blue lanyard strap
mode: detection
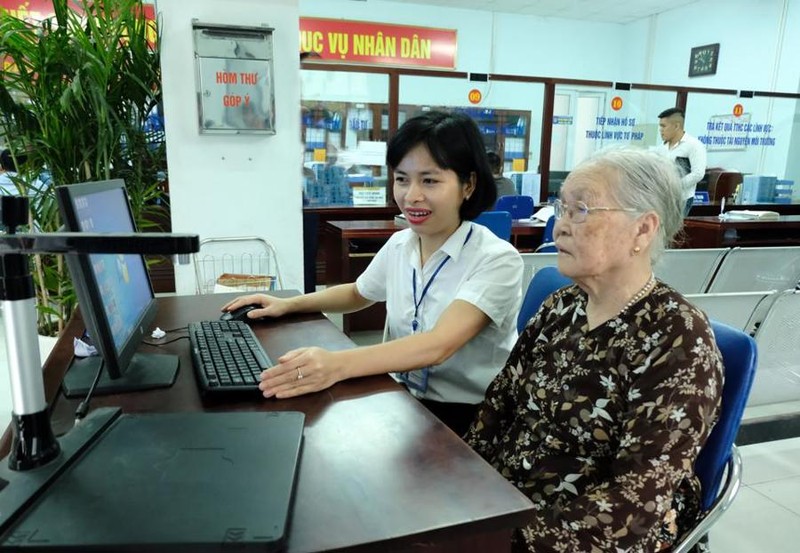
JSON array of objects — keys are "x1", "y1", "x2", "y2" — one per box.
[{"x1": 411, "y1": 226, "x2": 473, "y2": 332}]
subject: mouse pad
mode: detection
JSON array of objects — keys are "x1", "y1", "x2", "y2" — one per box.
[{"x1": 1, "y1": 411, "x2": 304, "y2": 552}]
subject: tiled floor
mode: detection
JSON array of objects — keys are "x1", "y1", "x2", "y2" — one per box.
[
  {"x1": 708, "y1": 437, "x2": 800, "y2": 552},
  {"x1": 0, "y1": 311, "x2": 798, "y2": 550}
]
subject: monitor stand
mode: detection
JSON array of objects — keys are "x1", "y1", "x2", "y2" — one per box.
[
  {"x1": 0, "y1": 407, "x2": 121, "y2": 537},
  {"x1": 61, "y1": 353, "x2": 179, "y2": 398}
]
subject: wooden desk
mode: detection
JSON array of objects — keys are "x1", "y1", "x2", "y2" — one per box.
[
  {"x1": 688, "y1": 203, "x2": 800, "y2": 217},
  {"x1": 681, "y1": 215, "x2": 800, "y2": 248},
  {"x1": 1, "y1": 293, "x2": 534, "y2": 553},
  {"x1": 324, "y1": 220, "x2": 545, "y2": 334},
  {"x1": 304, "y1": 205, "x2": 401, "y2": 288}
]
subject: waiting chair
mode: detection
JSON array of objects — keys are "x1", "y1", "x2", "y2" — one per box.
[
  {"x1": 517, "y1": 266, "x2": 573, "y2": 332},
  {"x1": 685, "y1": 290, "x2": 776, "y2": 335},
  {"x1": 654, "y1": 248, "x2": 729, "y2": 295},
  {"x1": 747, "y1": 289, "x2": 800, "y2": 406},
  {"x1": 495, "y1": 194, "x2": 534, "y2": 220},
  {"x1": 673, "y1": 320, "x2": 757, "y2": 553},
  {"x1": 474, "y1": 210, "x2": 512, "y2": 241},
  {"x1": 520, "y1": 252, "x2": 559, "y2": 294},
  {"x1": 705, "y1": 246, "x2": 800, "y2": 293},
  {"x1": 534, "y1": 215, "x2": 557, "y2": 252},
  {"x1": 193, "y1": 236, "x2": 283, "y2": 294}
]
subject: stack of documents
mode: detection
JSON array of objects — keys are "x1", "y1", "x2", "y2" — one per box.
[
  {"x1": 532, "y1": 205, "x2": 555, "y2": 222},
  {"x1": 720, "y1": 210, "x2": 780, "y2": 221}
]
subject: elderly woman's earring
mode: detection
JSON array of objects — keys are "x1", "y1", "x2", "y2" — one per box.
[{"x1": 632, "y1": 246, "x2": 641, "y2": 256}]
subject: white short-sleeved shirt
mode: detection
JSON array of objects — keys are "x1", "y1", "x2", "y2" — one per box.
[
  {"x1": 356, "y1": 221, "x2": 523, "y2": 404},
  {"x1": 659, "y1": 132, "x2": 707, "y2": 200}
]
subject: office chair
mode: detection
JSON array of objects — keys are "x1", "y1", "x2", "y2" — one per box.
[
  {"x1": 709, "y1": 171, "x2": 743, "y2": 203},
  {"x1": 673, "y1": 320, "x2": 757, "y2": 553},
  {"x1": 473, "y1": 210, "x2": 513, "y2": 241},
  {"x1": 495, "y1": 194, "x2": 534, "y2": 220},
  {"x1": 534, "y1": 215, "x2": 557, "y2": 252},
  {"x1": 517, "y1": 265, "x2": 572, "y2": 332}
]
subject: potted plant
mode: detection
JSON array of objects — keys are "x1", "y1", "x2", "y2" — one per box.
[{"x1": 0, "y1": 0, "x2": 167, "y2": 336}]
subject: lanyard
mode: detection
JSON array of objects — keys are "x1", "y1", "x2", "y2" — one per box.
[{"x1": 411, "y1": 226, "x2": 473, "y2": 332}]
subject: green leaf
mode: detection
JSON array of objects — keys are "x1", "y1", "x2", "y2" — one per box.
[{"x1": 1, "y1": 0, "x2": 166, "y2": 336}]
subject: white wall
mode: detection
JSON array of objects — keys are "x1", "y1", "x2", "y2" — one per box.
[
  {"x1": 158, "y1": 0, "x2": 303, "y2": 295},
  {"x1": 301, "y1": 0, "x2": 799, "y2": 179},
  {"x1": 645, "y1": 0, "x2": 800, "y2": 91},
  {"x1": 301, "y1": 0, "x2": 625, "y2": 79},
  {"x1": 154, "y1": 0, "x2": 800, "y2": 294},
  {"x1": 301, "y1": 0, "x2": 800, "y2": 90}
]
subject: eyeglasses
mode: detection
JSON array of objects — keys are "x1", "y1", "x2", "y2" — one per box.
[{"x1": 553, "y1": 199, "x2": 639, "y2": 224}]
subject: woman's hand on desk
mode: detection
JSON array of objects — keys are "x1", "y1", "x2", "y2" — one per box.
[
  {"x1": 259, "y1": 347, "x2": 342, "y2": 398},
  {"x1": 221, "y1": 293, "x2": 291, "y2": 319}
]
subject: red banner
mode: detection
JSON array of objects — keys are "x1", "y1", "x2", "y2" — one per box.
[
  {"x1": 0, "y1": 0, "x2": 60, "y2": 20},
  {"x1": 300, "y1": 17, "x2": 457, "y2": 69},
  {"x1": 0, "y1": 1, "x2": 156, "y2": 46}
]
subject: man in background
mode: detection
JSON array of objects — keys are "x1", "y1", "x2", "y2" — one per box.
[
  {"x1": 658, "y1": 108, "x2": 707, "y2": 215},
  {"x1": 487, "y1": 151, "x2": 517, "y2": 199},
  {"x1": 0, "y1": 149, "x2": 22, "y2": 195}
]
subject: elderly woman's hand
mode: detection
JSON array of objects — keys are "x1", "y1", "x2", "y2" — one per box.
[{"x1": 258, "y1": 347, "x2": 342, "y2": 398}]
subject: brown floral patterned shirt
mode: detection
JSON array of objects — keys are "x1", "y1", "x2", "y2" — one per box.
[{"x1": 466, "y1": 282, "x2": 723, "y2": 553}]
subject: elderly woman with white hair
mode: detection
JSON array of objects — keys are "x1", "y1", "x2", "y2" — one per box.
[{"x1": 466, "y1": 147, "x2": 723, "y2": 552}]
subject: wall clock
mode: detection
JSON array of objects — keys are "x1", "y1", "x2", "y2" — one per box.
[{"x1": 689, "y1": 43, "x2": 719, "y2": 77}]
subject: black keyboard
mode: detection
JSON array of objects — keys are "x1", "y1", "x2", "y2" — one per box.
[{"x1": 188, "y1": 320, "x2": 273, "y2": 394}]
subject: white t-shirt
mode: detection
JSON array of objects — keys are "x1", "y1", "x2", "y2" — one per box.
[
  {"x1": 0, "y1": 172, "x2": 18, "y2": 196},
  {"x1": 356, "y1": 221, "x2": 523, "y2": 404},
  {"x1": 660, "y1": 132, "x2": 707, "y2": 200}
]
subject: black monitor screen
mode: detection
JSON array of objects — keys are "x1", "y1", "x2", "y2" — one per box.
[
  {"x1": 56, "y1": 179, "x2": 177, "y2": 397},
  {"x1": 74, "y1": 188, "x2": 152, "y2": 350}
]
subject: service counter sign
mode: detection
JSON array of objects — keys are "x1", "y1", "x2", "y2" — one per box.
[{"x1": 299, "y1": 17, "x2": 457, "y2": 69}]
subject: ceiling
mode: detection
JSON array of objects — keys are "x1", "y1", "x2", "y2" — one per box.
[{"x1": 354, "y1": 0, "x2": 703, "y2": 24}]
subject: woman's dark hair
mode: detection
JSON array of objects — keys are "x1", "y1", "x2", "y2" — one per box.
[
  {"x1": 1, "y1": 149, "x2": 18, "y2": 172},
  {"x1": 386, "y1": 111, "x2": 495, "y2": 220},
  {"x1": 486, "y1": 151, "x2": 503, "y2": 174}
]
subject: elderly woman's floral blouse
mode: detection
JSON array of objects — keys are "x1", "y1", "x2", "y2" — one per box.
[{"x1": 466, "y1": 281, "x2": 723, "y2": 553}]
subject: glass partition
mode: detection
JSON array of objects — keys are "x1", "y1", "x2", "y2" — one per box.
[
  {"x1": 300, "y1": 70, "x2": 389, "y2": 206},
  {"x1": 686, "y1": 93, "x2": 800, "y2": 205},
  {"x1": 550, "y1": 85, "x2": 677, "y2": 197},
  {"x1": 400, "y1": 75, "x2": 544, "y2": 200}
]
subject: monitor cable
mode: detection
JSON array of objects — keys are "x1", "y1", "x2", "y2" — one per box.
[{"x1": 74, "y1": 360, "x2": 104, "y2": 426}]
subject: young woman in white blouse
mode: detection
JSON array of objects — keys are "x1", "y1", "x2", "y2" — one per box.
[{"x1": 223, "y1": 111, "x2": 523, "y2": 435}]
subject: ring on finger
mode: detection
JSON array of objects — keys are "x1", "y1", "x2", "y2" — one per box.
[{"x1": 296, "y1": 367, "x2": 304, "y2": 380}]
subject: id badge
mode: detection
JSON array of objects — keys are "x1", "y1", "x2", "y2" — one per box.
[{"x1": 396, "y1": 367, "x2": 430, "y2": 394}]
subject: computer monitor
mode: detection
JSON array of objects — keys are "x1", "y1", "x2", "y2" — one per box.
[{"x1": 56, "y1": 179, "x2": 178, "y2": 397}]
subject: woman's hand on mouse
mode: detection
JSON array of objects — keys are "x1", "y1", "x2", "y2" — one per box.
[
  {"x1": 259, "y1": 347, "x2": 342, "y2": 398},
  {"x1": 221, "y1": 293, "x2": 291, "y2": 319}
]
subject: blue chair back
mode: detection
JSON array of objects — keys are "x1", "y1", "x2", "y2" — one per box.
[
  {"x1": 542, "y1": 214, "x2": 555, "y2": 243},
  {"x1": 534, "y1": 215, "x2": 557, "y2": 253},
  {"x1": 694, "y1": 321, "x2": 757, "y2": 510},
  {"x1": 474, "y1": 210, "x2": 512, "y2": 241},
  {"x1": 517, "y1": 266, "x2": 573, "y2": 333},
  {"x1": 495, "y1": 195, "x2": 534, "y2": 220}
]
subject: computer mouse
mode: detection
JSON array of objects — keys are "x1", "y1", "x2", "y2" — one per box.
[{"x1": 220, "y1": 304, "x2": 261, "y2": 323}]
